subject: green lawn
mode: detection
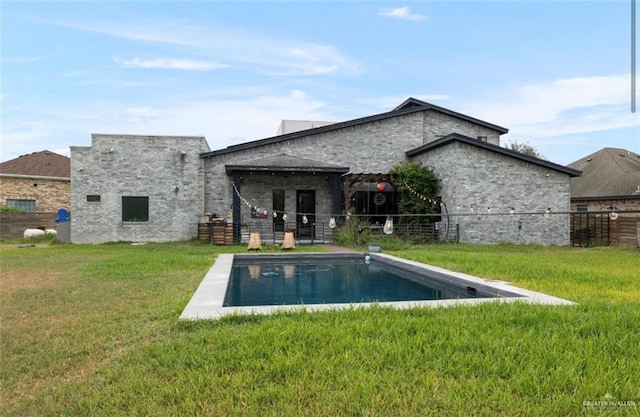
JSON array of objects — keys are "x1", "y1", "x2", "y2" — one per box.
[{"x1": 1, "y1": 241, "x2": 638, "y2": 416}]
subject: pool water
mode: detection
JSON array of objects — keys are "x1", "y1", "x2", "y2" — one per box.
[{"x1": 224, "y1": 256, "x2": 492, "y2": 307}]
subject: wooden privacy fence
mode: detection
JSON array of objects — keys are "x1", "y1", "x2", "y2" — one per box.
[
  {"x1": 0, "y1": 212, "x2": 58, "y2": 240},
  {"x1": 571, "y1": 212, "x2": 639, "y2": 247}
]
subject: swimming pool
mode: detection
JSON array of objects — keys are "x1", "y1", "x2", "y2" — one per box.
[
  {"x1": 180, "y1": 252, "x2": 575, "y2": 320},
  {"x1": 225, "y1": 254, "x2": 510, "y2": 307}
]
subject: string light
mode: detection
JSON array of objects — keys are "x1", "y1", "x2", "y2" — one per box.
[
  {"x1": 383, "y1": 216, "x2": 394, "y2": 234},
  {"x1": 401, "y1": 181, "x2": 438, "y2": 205}
]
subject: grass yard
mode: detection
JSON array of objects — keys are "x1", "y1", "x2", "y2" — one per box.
[{"x1": 1, "y1": 240, "x2": 639, "y2": 416}]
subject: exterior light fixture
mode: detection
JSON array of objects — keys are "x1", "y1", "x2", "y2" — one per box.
[
  {"x1": 302, "y1": 215, "x2": 308, "y2": 224},
  {"x1": 383, "y1": 217, "x2": 394, "y2": 235},
  {"x1": 282, "y1": 213, "x2": 288, "y2": 221},
  {"x1": 329, "y1": 217, "x2": 336, "y2": 228},
  {"x1": 608, "y1": 207, "x2": 619, "y2": 220}
]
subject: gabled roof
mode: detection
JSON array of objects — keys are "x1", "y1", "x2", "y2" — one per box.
[
  {"x1": 393, "y1": 98, "x2": 508, "y2": 134},
  {"x1": 0, "y1": 150, "x2": 70, "y2": 178},
  {"x1": 406, "y1": 133, "x2": 581, "y2": 177},
  {"x1": 225, "y1": 154, "x2": 350, "y2": 175},
  {"x1": 202, "y1": 97, "x2": 508, "y2": 158},
  {"x1": 568, "y1": 147, "x2": 640, "y2": 198}
]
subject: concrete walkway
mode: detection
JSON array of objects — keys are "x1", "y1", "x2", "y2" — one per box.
[{"x1": 320, "y1": 244, "x2": 359, "y2": 253}]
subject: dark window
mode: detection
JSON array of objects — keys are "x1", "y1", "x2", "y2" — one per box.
[
  {"x1": 6, "y1": 199, "x2": 35, "y2": 212},
  {"x1": 122, "y1": 196, "x2": 149, "y2": 222},
  {"x1": 87, "y1": 195, "x2": 101, "y2": 202},
  {"x1": 576, "y1": 205, "x2": 588, "y2": 213},
  {"x1": 273, "y1": 190, "x2": 285, "y2": 232}
]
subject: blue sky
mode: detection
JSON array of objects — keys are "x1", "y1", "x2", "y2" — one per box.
[{"x1": 2, "y1": 1, "x2": 639, "y2": 165}]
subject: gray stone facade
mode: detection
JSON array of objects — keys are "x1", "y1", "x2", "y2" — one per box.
[
  {"x1": 411, "y1": 140, "x2": 573, "y2": 245},
  {"x1": 204, "y1": 110, "x2": 504, "y2": 220},
  {"x1": 70, "y1": 134, "x2": 209, "y2": 243},
  {"x1": 69, "y1": 98, "x2": 579, "y2": 245}
]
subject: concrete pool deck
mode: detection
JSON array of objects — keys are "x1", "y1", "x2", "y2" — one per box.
[{"x1": 179, "y1": 251, "x2": 575, "y2": 321}]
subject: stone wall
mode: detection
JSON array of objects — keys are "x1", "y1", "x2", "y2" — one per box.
[
  {"x1": 233, "y1": 172, "x2": 335, "y2": 240},
  {"x1": 0, "y1": 177, "x2": 70, "y2": 213},
  {"x1": 204, "y1": 110, "x2": 500, "y2": 218},
  {"x1": 422, "y1": 110, "x2": 501, "y2": 146},
  {"x1": 70, "y1": 134, "x2": 209, "y2": 243},
  {"x1": 413, "y1": 141, "x2": 572, "y2": 245}
]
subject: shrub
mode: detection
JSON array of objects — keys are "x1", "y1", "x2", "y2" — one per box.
[{"x1": 0, "y1": 205, "x2": 25, "y2": 213}]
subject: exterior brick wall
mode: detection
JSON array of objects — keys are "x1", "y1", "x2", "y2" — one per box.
[
  {"x1": 0, "y1": 177, "x2": 70, "y2": 213},
  {"x1": 234, "y1": 172, "x2": 336, "y2": 241},
  {"x1": 204, "y1": 110, "x2": 500, "y2": 219},
  {"x1": 69, "y1": 107, "x2": 571, "y2": 245},
  {"x1": 412, "y1": 141, "x2": 572, "y2": 245},
  {"x1": 571, "y1": 197, "x2": 640, "y2": 215},
  {"x1": 422, "y1": 110, "x2": 500, "y2": 146},
  {"x1": 70, "y1": 134, "x2": 209, "y2": 244}
]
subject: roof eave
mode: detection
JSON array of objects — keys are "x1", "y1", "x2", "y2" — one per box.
[
  {"x1": 202, "y1": 101, "x2": 508, "y2": 158},
  {"x1": 225, "y1": 165, "x2": 350, "y2": 175},
  {"x1": 407, "y1": 133, "x2": 582, "y2": 177}
]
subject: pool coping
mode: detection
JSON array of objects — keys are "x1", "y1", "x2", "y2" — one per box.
[{"x1": 179, "y1": 252, "x2": 575, "y2": 321}]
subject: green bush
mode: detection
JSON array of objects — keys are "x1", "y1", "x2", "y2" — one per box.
[
  {"x1": 333, "y1": 217, "x2": 370, "y2": 247},
  {"x1": 0, "y1": 205, "x2": 26, "y2": 213}
]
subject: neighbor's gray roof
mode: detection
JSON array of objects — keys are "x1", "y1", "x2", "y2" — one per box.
[
  {"x1": 568, "y1": 147, "x2": 640, "y2": 198},
  {"x1": 225, "y1": 154, "x2": 350, "y2": 175},
  {"x1": 202, "y1": 97, "x2": 509, "y2": 158},
  {"x1": 0, "y1": 150, "x2": 70, "y2": 178},
  {"x1": 406, "y1": 133, "x2": 582, "y2": 177}
]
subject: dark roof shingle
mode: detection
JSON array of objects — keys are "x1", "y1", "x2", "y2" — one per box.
[
  {"x1": 568, "y1": 148, "x2": 640, "y2": 198},
  {"x1": 0, "y1": 150, "x2": 71, "y2": 178}
]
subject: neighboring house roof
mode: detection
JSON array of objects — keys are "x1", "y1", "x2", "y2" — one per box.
[
  {"x1": 406, "y1": 133, "x2": 582, "y2": 177},
  {"x1": 568, "y1": 147, "x2": 640, "y2": 199},
  {"x1": 0, "y1": 150, "x2": 70, "y2": 179},
  {"x1": 225, "y1": 154, "x2": 350, "y2": 175},
  {"x1": 202, "y1": 98, "x2": 509, "y2": 158}
]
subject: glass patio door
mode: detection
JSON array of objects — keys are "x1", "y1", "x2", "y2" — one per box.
[{"x1": 296, "y1": 190, "x2": 315, "y2": 238}]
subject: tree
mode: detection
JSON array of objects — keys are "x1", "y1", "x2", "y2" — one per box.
[
  {"x1": 506, "y1": 140, "x2": 546, "y2": 160},
  {"x1": 389, "y1": 162, "x2": 439, "y2": 225}
]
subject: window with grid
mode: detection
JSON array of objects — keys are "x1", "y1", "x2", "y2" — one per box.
[{"x1": 6, "y1": 199, "x2": 36, "y2": 212}]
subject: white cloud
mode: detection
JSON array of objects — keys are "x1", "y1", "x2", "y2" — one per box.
[
  {"x1": 40, "y1": 17, "x2": 198, "y2": 47},
  {"x1": 118, "y1": 107, "x2": 166, "y2": 123},
  {"x1": 0, "y1": 90, "x2": 338, "y2": 162},
  {"x1": 46, "y1": 17, "x2": 361, "y2": 76},
  {"x1": 463, "y1": 74, "x2": 639, "y2": 137},
  {"x1": 357, "y1": 94, "x2": 449, "y2": 110},
  {"x1": 378, "y1": 6, "x2": 426, "y2": 21},
  {"x1": 113, "y1": 57, "x2": 228, "y2": 71}
]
